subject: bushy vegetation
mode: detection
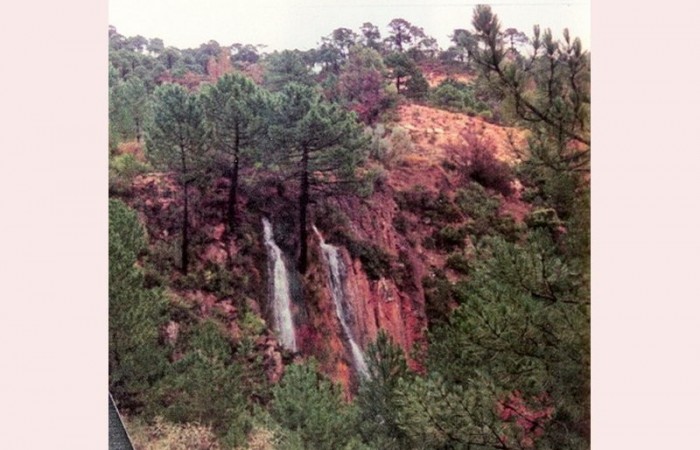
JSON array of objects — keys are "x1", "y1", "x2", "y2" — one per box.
[
  {"x1": 452, "y1": 128, "x2": 515, "y2": 196},
  {"x1": 429, "y1": 78, "x2": 488, "y2": 115},
  {"x1": 108, "y1": 152, "x2": 151, "y2": 195},
  {"x1": 366, "y1": 124, "x2": 414, "y2": 168}
]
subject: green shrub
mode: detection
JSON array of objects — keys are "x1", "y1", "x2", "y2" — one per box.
[
  {"x1": 405, "y1": 70, "x2": 429, "y2": 100},
  {"x1": 428, "y1": 79, "x2": 488, "y2": 114},
  {"x1": 367, "y1": 125, "x2": 414, "y2": 168},
  {"x1": 422, "y1": 271, "x2": 454, "y2": 326},
  {"x1": 109, "y1": 153, "x2": 151, "y2": 195},
  {"x1": 445, "y1": 252, "x2": 470, "y2": 275},
  {"x1": 352, "y1": 241, "x2": 392, "y2": 281},
  {"x1": 331, "y1": 232, "x2": 392, "y2": 281},
  {"x1": 357, "y1": 165, "x2": 387, "y2": 198},
  {"x1": 434, "y1": 225, "x2": 467, "y2": 251},
  {"x1": 455, "y1": 183, "x2": 500, "y2": 237},
  {"x1": 396, "y1": 185, "x2": 461, "y2": 224},
  {"x1": 392, "y1": 213, "x2": 409, "y2": 234}
]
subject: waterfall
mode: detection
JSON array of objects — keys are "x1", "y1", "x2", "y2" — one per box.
[
  {"x1": 313, "y1": 226, "x2": 369, "y2": 378},
  {"x1": 262, "y1": 218, "x2": 297, "y2": 352}
]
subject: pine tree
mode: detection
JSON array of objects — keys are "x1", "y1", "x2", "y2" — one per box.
[
  {"x1": 154, "y1": 320, "x2": 249, "y2": 441},
  {"x1": 109, "y1": 199, "x2": 167, "y2": 410},
  {"x1": 147, "y1": 83, "x2": 208, "y2": 274},
  {"x1": 267, "y1": 83, "x2": 367, "y2": 273},
  {"x1": 356, "y1": 331, "x2": 410, "y2": 449},
  {"x1": 338, "y1": 46, "x2": 391, "y2": 124},
  {"x1": 201, "y1": 73, "x2": 270, "y2": 233},
  {"x1": 270, "y1": 361, "x2": 359, "y2": 450},
  {"x1": 424, "y1": 231, "x2": 590, "y2": 448},
  {"x1": 469, "y1": 5, "x2": 590, "y2": 172}
]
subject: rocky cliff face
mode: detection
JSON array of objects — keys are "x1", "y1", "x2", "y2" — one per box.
[{"x1": 299, "y1": 190, "x2": 429, "y2": 395}]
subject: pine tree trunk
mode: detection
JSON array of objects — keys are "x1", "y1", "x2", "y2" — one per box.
[
  {"x1": 298, "y1": 147, "x2": 310, "y2": 274},
  {"x1": 135, "y1": 117, "x2": 141, "y2": 144},
  {"x1": 182, "y1": 182, "x2": 190, "y2": 274},
  {"x1": 227, "y1": 131, "x2": 239, "y2": 234}
]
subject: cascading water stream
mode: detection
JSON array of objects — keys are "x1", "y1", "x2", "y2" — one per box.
[
  {"x1": 313, "y1": 225, "x2": 369, "y2": 378},
  {"x1": 262, "y1": 218, "x2": 297, "y2": 352}
]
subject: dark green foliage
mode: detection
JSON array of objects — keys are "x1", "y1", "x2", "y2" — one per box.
[
  {"x1": 264, "y1": 50, "x2": 316, "y2": 91},
  {"x1": 266, "y1": 82, "x2": 367, "y2": 272},
  {"x1": 270, "y1": 361, "x2": 359, "y2": 450},
  {"x1": 338, "y1": 46, "x2": 393, "y2": 124},
  {"x1": 384, "y1": 18, "x2": 427, "y2": 54},
  {"x1": 405, "y1": 69, "x2": 429, "y2": 100},
  {"x1": 520, "y1": 154, "x2": 580, "y2": 220},
  {"x1": 383, "y1": 50, "x2": 432, "y2": 99},
  {"x1": 201, "y1": 73, "x2": 270, "y2": 231},
  {"x1": 525, "y1": 207, "x2": 564, "y2": 233},
  {"x1": 109, "y1": 199, "x2": 168, "y2": 409},
  {"x1": 356, "y1": 331, "x2": 410, "y2": 449},
  {"x1": 445, "y1": 252, "x2": 470, "y2": 275},
  {"x1": 109, "y1": 76, "x2": 153, "y2": 148},
  {"x1": 450, "y1": 28, "x2": 478, "y2": 69},
  {"x1": 231, "y1": 43, "x2": 261, "y2": 64},
  {"x1": 470, "y1": 5, "x2": 590, "y2": 169},
  {"x1": 345, "y1": 238, "x2": 392, "y2": 281},
  {"x1": 147, "y1": 84, "x2": 207, "y2": 178},
  {"x1": 395, "y1": 373, "x2": 513, "y2": 449},
  {"x1": 429, "y1": 79, "x2": 488, "y2": 114},
  {"x1": 427, "y1": 231, "x2": 590, "y2": 448},
  {"x1": 147, "y1": 83, "x2": 208, "y2": 273},
  {"x1": 455, "y1": 183, "x2": 508, "y2": 239},
  {"x1": 108, "y1": 153, "x2": 151, "y2": 196},
  {"x1": 433, "y1": 225, "x2": 468, "y2": 251},
  {"x1": 359, "y1": 22, "x2": 383, "y2": 52},
  {"x1": 455, "y1": 183, "x2": 499, "y2": 218},
  {"x1": 396, "y1": 185, "x2": 462, "y2": 224},
  {"x1": 422, "y1": 271, "x2": 455, "y2": 326},
  {"x1": 384, "y1": 52, "x2": 415, "y2": 92},
  {"x1": 153, "y1": 320, "x2": 250, "y2": 441}
]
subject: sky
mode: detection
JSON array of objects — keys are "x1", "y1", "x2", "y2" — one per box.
[{"x1": 108, "y1": 0, "x2": 591, "y2": 53}]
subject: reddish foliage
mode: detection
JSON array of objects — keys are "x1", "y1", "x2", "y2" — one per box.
[
  {"x1": 206, "y1": 48, "x2": 233, "y2": 81},
  {"x1": 340, "y1": 68, "x2": 389, "y2": 124},
  {"x1": 157, "y1": 71, "x2": 207, "y2": 91},
  {"x1": 454, "y1": 128, "x2": 514, "y2": 196},
  {"x1": 338, "y1": 57, "x2": 390, "y2": 124},
  {"x1": 496, "y1": 391, "x2": 555, "y2": 448},
  {"x1": 116, "y1": 140, "x2": 146, "y2": 162}
]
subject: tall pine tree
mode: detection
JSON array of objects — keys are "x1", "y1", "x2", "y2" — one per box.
[
  {"x1": 201, "y1": 73, "x2": 270, "y2": 233},
  {"x1": 267, "y1": 83, "x2": 366, "y2": 273},
  {"x1": 147, "y1": 83, "x2": 207, "y2": 274}
]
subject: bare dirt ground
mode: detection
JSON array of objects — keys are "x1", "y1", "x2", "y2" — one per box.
[{"x1": 386, "y1": 103, "x2": 527, "y2": 194}]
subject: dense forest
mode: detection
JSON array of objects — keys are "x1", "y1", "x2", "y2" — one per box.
[{"x1": 109, "y1": 5, "x2": 589, "y2": 449}]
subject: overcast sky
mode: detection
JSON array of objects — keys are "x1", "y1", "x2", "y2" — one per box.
[{"x1": 109, "y1": 0, "x2": 590, "y2": 52}]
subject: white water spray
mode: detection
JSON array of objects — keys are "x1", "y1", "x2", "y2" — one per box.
[
  {"x1": 313, "y1": 225, "x2": 369, "y2": 378},
  {"x1": 262, "y1": 218, "x2": 297, "y2": 352}
]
